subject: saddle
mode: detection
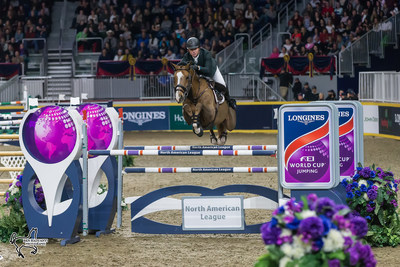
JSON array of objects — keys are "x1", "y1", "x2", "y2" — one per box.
[{"x1": 198, "y1": 75, "x2": 224, "y2": 104}]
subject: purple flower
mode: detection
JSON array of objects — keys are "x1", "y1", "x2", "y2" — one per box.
[
  {"x1": 348, "y1": 246, "x2": 360, "y2": 265},
  {"x1": 343, "y1": 236, "x2": 353, "y2": 248},
  {"x1": 370, "y1": 171, "x2": 376, "y2": 178},
  {"x1": 352, "y1": 173, "x2": 360, "y2": 181},
  {"x1": 328, "y1": 259, "x2": 341, "y2": 267},
  {"x1": 15, "y1": 181, "x2": 21, "y2": 187},
  {"x1": 315, "y1": 197, "x2": 336, "y2": 218},
  {"x1": 299, "y1": 217, "x2": 324, "y2": 241},
  {"x1": 391, "y1": 200, "x2": 398, "y2": 208},
  {"x1": 346, "y1": 184, "x2": 353, "y2": 192},
  {"x1": 367, "y1": 189, "x2": 377, "y2": 200},
  {"x1": 358, "y1": 243, "x2": 372, "y2": 260},
  {"x1": 312, "y1": 238, "x2": 324, "y2": 251},
  {"x1": 350, "y1": 217, "x2": 368, "y2": 238},
  {"x1": 366, "y1": 204, "x2": 374, "y2": 213},
  {"x1": 286, "y1": 198, "x2": 303, "y2": 213},
  {"x1": 18, "y1": 196, "x2": 22, "y2": 204},
  {"x1": 359, "y1": 167, "x2": 371, "y2": 178},
  {"x1": 260, "y1": 222, "x2": 282, "y2": 245}
]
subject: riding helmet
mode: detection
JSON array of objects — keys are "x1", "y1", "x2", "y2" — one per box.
[{"x1": 187, "y1": 37, "x2": 200, "y2": 49}]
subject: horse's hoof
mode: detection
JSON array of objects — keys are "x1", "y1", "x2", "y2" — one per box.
[
  {"x1": 217, "y1": 137, "x2": 226, "y2": 145},
  {"x1": 218, "y1": 133, "x2": 227, "y2": 145},
  {"x1": 192, "y1": 127, "x2": 203, "y2": 137},
  {"x1": 210, "y1": 136, "x2": 217, "y2": 144},
  {"x1": 197, "y1": 128, "x2": 203, "y2": 137}
]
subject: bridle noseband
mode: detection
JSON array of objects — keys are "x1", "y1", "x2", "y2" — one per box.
[{"x1": 174, "y1": 70, "x2": 192, "y2": 100}]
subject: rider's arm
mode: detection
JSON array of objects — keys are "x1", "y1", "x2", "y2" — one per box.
[
  {"x1": 177, "y1": 52, "x2": 192, "y2": 65},
  {"x1": 197, "y1": 50, "x2": 216, "y2": 77}
]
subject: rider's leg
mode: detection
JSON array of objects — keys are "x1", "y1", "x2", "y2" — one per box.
[{"x1": 212, "y1": 67, "x2": 236, "y2": 110}]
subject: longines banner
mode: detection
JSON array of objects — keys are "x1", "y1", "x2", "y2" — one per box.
[
  {"x1": 379, "y1": 106, "x2": 400, "y2": 137},
  {"x1": 122, "y1": 106, "x2": 169, "y2": 131}
]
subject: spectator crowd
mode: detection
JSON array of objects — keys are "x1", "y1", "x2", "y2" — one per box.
[
  {"x1": 0, "y1": 0, "x2": 53, "y2": 67},
  {"x1": 269, "y1": 0, "x2": 399, "y2": 58},
  {"x1": 70, "y1": 0, "x2": 291, "y2": 61}
]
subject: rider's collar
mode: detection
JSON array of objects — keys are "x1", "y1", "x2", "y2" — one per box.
[{"x1": 193, "y1": 54, "x2": 199, "y2": 63}]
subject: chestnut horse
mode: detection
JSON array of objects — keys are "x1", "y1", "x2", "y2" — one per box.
[{"x1": 171, "y1": 63, "x2": 236, "y2": 145}]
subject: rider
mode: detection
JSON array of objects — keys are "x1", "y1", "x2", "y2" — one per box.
[{"x1": 178, "y1": 37, "x2": 236, "y2": 109}]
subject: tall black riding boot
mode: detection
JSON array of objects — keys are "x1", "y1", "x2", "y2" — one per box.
[{"x1": 215, "y1": 83, "x2": 236, "y2": 110}]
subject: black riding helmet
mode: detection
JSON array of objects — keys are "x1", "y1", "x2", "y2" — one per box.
[{"x1": 187, "y1": 37, "x2": 200, "y2": 50}]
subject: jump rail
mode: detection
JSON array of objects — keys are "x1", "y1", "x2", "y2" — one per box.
[
  {"x1": 0, "y1": 151, "x2": 24, "y2": 156},
  {"x1": 89, "y1": 150, "x2": 277, "y2": 156},
  {"x1": 125, "y1": 167, "x2": 278, "y2": 173},
  {"x1": 124, "y1": 145, "x2": 278, "y2": 151},
  {"x1": 0, "y1": 120, "x2": 21, "y2": 126},
  {"x1": 0, "y1": 134, "x2": 19, "y2": 139}
]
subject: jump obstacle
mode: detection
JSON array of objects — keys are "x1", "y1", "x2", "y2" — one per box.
[
  {"x1": 0, "y1": 134, "x2": 25, "y2": 196},
  {"x1": 4, "y1": 102, "x2": 358, "y2": 240},
  {"x1": 88, "y1": 144, "x2": 282, "y2": 234}
]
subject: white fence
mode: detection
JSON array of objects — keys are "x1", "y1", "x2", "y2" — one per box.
[{"x1": 359, "y1": 72, "x2": 400, "y2": 103}]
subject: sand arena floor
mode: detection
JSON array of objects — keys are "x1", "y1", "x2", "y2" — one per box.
[{"x1": 0, "y1": 132, "x2": 400, "y2": 266}]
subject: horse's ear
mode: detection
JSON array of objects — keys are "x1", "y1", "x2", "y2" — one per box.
[{"x1": 171, "y1": 63, "x2": 177, "y2": 71}]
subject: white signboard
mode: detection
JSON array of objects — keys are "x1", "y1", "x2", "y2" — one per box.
[
  {"x1": 182, "y1": 196, "x2": 244, "y2": 231},
  {"x1": 363, "y1": 105, "x2": 379, "y2": 134}
]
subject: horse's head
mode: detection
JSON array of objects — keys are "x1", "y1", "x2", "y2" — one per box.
[{"x1": 171, "y1": 63, "x2": 194, "y2": 103}]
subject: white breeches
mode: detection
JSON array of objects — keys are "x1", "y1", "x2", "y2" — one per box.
[{"x1": 212, "y1": 67, "x2": 226, "y2": 87}]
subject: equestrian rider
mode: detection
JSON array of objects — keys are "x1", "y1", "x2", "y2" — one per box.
[{"x1": 178, "y1": 37, "x2": 236, "y2": 109}]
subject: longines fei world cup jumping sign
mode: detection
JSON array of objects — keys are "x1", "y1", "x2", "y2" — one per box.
[{"x1": 278, "y1": 103, "x2": 340, "y2": 190}]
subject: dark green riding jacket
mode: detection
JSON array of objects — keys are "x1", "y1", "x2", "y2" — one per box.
[{"x1": 178, "y1": 48, "x2": 217, "y2": 78}]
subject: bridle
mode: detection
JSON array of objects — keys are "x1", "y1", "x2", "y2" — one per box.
[{"x1": 174, "y1": 69, "x2": 192, "y2": 101}]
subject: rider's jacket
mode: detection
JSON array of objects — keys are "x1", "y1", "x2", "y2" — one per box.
[{"x1": 178, "y1": 48, "x2": 217, "y2": 78}]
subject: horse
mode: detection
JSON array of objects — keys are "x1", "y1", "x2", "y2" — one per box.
[{"x1": 171, "y1": 63, "x2": 236, "y2": 145}]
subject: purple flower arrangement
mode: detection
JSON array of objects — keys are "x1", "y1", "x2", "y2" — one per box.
[
  {"x1": 341, "y1": 165, "x2": 400, "y2": 247},
  {"x1": 255, "y1": 194, "x2": 376, "y2": 267},
  {"x1": 4, "y1": 175, "x2": 45, "y2": 211}
]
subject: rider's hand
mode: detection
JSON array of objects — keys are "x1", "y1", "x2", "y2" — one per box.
[{"x1": 191, "y1": 65, "x2": 200, "y2": 71}]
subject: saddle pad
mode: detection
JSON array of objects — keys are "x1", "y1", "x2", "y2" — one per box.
[{"x1": 213, "y1": 90, "x2": 225, "y2": 105}]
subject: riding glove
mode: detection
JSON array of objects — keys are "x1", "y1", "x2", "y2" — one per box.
[{"x1": 190, "y1": 65, "x2": 201, "y2": 71}]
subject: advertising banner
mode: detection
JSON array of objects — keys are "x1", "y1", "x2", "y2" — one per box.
[
  {"x1": 169, "y1": 106, "x2": 192, "y2": 130},
  {"x1": 122, "y1": 106, "x2": 169, "y2": 131},
  {"x1": 236, "y1": 105, "x2": 278, "y2": 130},
  {"x1": 379, "y1": 106, "x2": 400, "y2": 137},
  {"x1": 363, "y1": 105, "x2": 379, "y2": 134},
  {"x1": 278, "y1": 104, "x2": 339, "y2": 189}
]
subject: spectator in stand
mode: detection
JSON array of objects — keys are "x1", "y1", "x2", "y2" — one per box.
[
  {"x1": 278, "y1": 69, "x2": 293, "y2": 101},
  {"x1": 292, "y1": 78, "x2": 303, "y2": 100},
  {"x1": 76, "y1": 27, "x2": 89, "y2": 51},
  {"x1": 279, "y1": 46, "x2": 289, "y2": 57},
  {"x1": 296, "y1": 92, "x2": 305, "y2": 101},
  {"x1": 113, "y1": 49, "x2": 124, "y2": 61},
  {"x1": 99, "y1": 48, "x2": 112, "y2": 61},
  {"x1": 325, "y1": 89, "x2": 336, "y2": 100},
  {"x1": 318, "y1": 92, "x2": 324, "y2": 100},
  {"x1": 303, "y1": 82, "x2": 313, "y2": 101},
  {"x1": 103, "y1": 30, "x2": 117, "y2": 52},
  {"x1": 347, "y1": 89, "x2": 359, "y2": 100},
  {"x1": 269, "y1": 47, "x2": 280, "y2": 58},
  {"x1": 338, "y1": 90, "x2": 346, "y2": 101},
  {"x1": 164, "y1": 48, "x2": 176, "y2": 60},
  {"x1": 310, "y1": 86, "x2": 319, "y2": 101}
]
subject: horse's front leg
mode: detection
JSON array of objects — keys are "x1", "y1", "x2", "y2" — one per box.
[{"x1": 191, "y1": 103, "x2": 204, "y2": 137}]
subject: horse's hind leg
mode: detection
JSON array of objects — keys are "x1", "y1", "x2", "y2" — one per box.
[
  {"x1": 210, "y1": 129, "x2": 217, "y2": 144},
  {"x1": 217, "y1": 124, "x2": 228, "y2": 145}
]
